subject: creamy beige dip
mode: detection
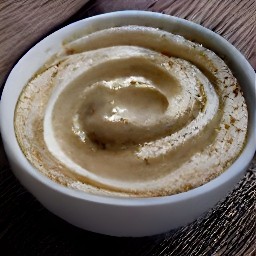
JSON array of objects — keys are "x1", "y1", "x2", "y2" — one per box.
[{"x1": 15, "y1": 26, "x2": 248, "y2": 197}]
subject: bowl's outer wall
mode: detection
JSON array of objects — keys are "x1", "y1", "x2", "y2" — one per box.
[
  {"x1": 8, "y1": 157, "x2": 249, "y2": 236},
  {"x1": 0, "y1": 11, "x2": 255, "y2": 236}
]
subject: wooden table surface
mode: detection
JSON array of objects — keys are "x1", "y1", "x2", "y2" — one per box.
[{"x1": 0, "y1": 1, "x2": 255, "y2": 255}]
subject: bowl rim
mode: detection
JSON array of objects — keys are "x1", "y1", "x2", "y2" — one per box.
[{"x1": 1, "y1": 10, "x2": 255, "y2": 207}]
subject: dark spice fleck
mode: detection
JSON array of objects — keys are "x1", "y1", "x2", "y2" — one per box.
[{"x1": 233, "y1": 87, "x2": 239, "y2": 97}]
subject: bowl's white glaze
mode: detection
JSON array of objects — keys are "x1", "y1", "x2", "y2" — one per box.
[{"x1": 0, "y1": 11, "x2": 255, "y2": 237}]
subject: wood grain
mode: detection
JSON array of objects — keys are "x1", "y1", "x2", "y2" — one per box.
[
  {"x1": 149, "y1": 0, "x2": 256, "y2": 68},
  {"x1": 0, "y1": 0, "x2": 255, "y2": 90},
  {"x1": 0, "y1": 0, "x2": 87, "y2": 88}
]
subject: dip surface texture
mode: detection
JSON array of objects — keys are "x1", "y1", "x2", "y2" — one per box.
[{"x1": 15, "y1": 26, "x2": 248, "y2": 197}]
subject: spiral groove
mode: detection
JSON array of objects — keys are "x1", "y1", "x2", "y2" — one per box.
[{"x1": 15, "y1": 26, "x2": 248, "y2": 197}]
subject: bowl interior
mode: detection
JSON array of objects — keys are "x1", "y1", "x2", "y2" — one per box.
[{"x1": 0, "y1": 11, "x2": 255, "y2": 206}]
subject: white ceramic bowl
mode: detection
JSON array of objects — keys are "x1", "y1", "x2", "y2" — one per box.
[{"x1": 0, "y1": 11, "x2": 255, "y2": 237}]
